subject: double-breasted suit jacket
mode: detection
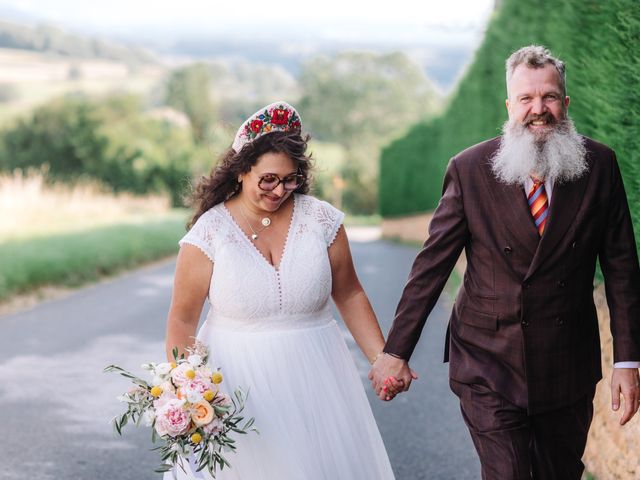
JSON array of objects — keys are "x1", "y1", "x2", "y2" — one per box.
[{"x1": 385, "y1": 136, "x2": 640, "y2": 413}]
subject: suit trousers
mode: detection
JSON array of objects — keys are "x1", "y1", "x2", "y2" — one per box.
[{"x1": 451, "y1": 380, "x2": 595, "y2": 480}]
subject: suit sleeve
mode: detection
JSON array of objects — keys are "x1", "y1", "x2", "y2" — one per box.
[
  {"x1": 599, "y1": 152, "x2": 640, "y2": 363},
  {"x1": 384, "y1": 158, "x2": 470, "y2": 361}
]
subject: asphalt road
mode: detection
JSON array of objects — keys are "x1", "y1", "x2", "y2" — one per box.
[{"x1": 0, "y1": 232, "x2": 480, "y2": 479}]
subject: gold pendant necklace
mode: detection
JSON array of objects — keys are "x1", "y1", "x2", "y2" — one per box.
[{"x1": 238, "y1": 204, "x2": 271, "y2": 241}]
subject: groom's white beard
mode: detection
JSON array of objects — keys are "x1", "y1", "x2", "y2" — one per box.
[{"x1": 491, "y1": 116, "x2": 588, "y2": 185}]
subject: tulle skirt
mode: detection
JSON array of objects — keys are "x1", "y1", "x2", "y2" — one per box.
[{"x1": 165, "y1": 313, "x2": 395, "y2": 480}]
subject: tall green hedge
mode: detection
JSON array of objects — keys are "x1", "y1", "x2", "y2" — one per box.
[{"x1": 380, "y1": 0, "x2": 640, "y2": 253}]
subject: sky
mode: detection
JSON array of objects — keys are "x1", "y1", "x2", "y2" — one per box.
[{"x1": 0, "y1": 0, "x2": 495, "y2": 46}]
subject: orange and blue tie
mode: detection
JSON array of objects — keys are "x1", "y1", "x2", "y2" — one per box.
[{"x1": 528, "y1": 178, "x2": 548, "y2": 235}]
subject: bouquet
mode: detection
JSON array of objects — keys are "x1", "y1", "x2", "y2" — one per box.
[{"x1": 105, "y1": 342, "x2": 257, "y2": 478}]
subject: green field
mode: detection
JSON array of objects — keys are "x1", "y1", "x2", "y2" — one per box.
[{"x1": 0, "y1": 212, "x2": 187, "y2": 301}]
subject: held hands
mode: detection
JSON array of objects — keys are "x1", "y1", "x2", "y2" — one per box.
[
  {"x1": 611, "y1": 367, "x2": 640, "y2": 425},
  {"x1": 368, "y1": 353, "x2": 418, "y2": 401}
]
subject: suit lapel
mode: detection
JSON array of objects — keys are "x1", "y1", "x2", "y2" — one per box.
[
  {"x1": 482, "y1": 164, "x2": 540, "y2": 258},
  {"x1": 524, "y1": 157, "x2": 593, "y2": 280}
]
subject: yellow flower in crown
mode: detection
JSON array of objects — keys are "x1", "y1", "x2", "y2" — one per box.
[{"x1": 232, "y1": 101, "x2": 303, "y2": 152}]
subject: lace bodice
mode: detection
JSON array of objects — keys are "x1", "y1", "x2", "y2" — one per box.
[{"x1": 179, "y1": 194, "x2": 344, "y2": 330}]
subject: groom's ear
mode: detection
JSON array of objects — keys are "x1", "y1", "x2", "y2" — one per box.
[{"x1": 505, "y1": 98, "x2": 510, "y2": 110}]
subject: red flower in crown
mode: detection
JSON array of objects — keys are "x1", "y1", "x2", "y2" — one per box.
[
  {"x1": 271, "y1": 108, "x2": 290, "y2": 125},
  {"x1": 250, "y1": 119, "x2": 264, "y2": 134},
  {"x1": 291, "y1": 120, "x2": 301, "y2": 130}
]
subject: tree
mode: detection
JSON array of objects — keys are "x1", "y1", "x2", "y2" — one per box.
[
  {"x1": 298, "y1": 51, "x2": 441, "y2": 214},
  {"x1": 0, "y1": 94, "x2": 203, "y2": 206},
  {"x1": 165, "y1": 63, "x2": 216, "y2": 144},
  {"x1": 299, "y1": 51, "x2": 440, "y2": 145}
]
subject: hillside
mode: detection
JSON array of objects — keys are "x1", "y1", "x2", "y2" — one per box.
[{"x1": 0, "y1": 20, "x2": 156, "y2": 64}]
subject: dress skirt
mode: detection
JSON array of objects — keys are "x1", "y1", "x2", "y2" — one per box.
[{"x1": 166, "y1": 312, "x2": 395, "y2": 480}]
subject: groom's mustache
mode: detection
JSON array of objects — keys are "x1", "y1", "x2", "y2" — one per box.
[{"x1": 523, "y1": 111, "x2": 557, "y2": 127}]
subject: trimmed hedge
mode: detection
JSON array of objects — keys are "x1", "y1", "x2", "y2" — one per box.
[{"x1": 380, "y1": 0, "x2": 640, "y2": 254}]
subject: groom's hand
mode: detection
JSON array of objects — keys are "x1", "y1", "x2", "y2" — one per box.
[
  {"x1": 368, "y1": 353, "x2": 418, "y2": 401},
  {"x1": 611, "y1": 367, "x2": 640, "y2": 425}
]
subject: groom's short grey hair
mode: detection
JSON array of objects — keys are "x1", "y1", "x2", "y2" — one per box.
[{"x1": 506, "y1": 45, "x2": 567, "y2": 97}]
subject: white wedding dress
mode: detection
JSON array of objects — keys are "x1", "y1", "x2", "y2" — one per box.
[{"x1": 167, "y1": 193, "x2": 395, "y2": 480}]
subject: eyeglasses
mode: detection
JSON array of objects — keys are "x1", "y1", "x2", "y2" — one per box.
[{"x1": 258, "y1": 173, "x2": 305, "y2": 192}]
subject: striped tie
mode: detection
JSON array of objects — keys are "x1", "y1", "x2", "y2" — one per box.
[{"x1": 528, "y1": 178, "x2": 548, "y2": 235}]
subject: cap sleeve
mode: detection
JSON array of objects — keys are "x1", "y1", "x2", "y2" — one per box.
[
  {"x1": 178, "y1": 210, "x2": 219, "y2": 263},
  {"x1": 315, "y1": 199, "x2": 345, "y2": 247}
]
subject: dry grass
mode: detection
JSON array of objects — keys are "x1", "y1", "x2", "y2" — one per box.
[{"x1": 0, "y1": 170, "x2": 173, "y2": 242}]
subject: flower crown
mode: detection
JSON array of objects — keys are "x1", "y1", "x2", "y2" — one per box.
[{"x1": 232, "y1": 101, "x2": 302, "y2": 152}]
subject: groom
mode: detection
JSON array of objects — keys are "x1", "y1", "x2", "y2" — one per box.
[{"x1": 370, "y1": 45, "x2": 640, "y2": 479}]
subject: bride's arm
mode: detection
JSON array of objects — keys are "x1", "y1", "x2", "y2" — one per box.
[
  {"x1": 328, "y1": 225, "x2": 385, "y2": 364},
  {"x1": 165, "y1": 244, "x2": 213, "y2": 361}
]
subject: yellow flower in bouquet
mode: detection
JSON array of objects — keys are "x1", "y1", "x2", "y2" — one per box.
[{"x1": 212, "y1": 372, "x2": 223, "y2": 384}]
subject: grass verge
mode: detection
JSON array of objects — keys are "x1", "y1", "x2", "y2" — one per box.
[{"x1": 0, "y1": 212, "x2": 187, "y2": 301}]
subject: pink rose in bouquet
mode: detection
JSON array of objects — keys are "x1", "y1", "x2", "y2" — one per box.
[{"x1": 154, "y1": 399, "x2": 191, "y2": 437}]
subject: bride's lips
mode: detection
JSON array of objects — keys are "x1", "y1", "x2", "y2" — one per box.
[{"x1": 263, "y1": 194, "x2": 283, "y2": 205}]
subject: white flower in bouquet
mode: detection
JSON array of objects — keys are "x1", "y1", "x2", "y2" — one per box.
[
  {"x1": 186, "y1": 388, "x2": 204, "y2": 404},
  {"x1": 155, "y1": 362, "x2": 173, "y2": 376},
  {"x1": 142, "y1": 409, "x2": 156, "y2": 427},
  {"x1": 187, "y1": 354, "x2": 202, "y2": 367}
]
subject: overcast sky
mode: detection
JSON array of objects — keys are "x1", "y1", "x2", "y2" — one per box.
[{"x1": 0, "y1": 0, "x2": 495, "y2": 46}]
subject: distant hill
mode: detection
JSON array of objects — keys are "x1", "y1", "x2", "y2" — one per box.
[
  {"x1": 166, "y1": 37, "x2": 472, "y2": 91},
  {"x1": 0, "y1": 20, "x2": 157, "y2": 65}
]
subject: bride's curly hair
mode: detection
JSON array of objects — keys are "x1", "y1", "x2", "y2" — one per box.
[{"x1": 187, "y1": 131, "x2": 313, "y2": 229}]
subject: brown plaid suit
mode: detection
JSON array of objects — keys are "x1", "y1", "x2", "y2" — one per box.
[{"x1": 384, "y1": 136, "x2": 640, "y2": 479}]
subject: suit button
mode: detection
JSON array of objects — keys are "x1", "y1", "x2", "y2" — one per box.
[
  {"x1": 521, "y1": 320, "x2": 530, "y2": 327},
  {"x1": 557, "y1": 317, "x2": 565, "y2": 326},
  {"x1": 571, "y1": 241, "x2": 577, "y2": 249},
  {"x1": 503, "y1": 246, "x2": 513, "y2": 255},
  {"x1": 523, "y1": 282, "x2": 531, "y2": 289},
  {"x1": 557, "y1": 280, "x2": 566, "y2": 288}
]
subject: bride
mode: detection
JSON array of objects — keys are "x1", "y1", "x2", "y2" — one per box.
[{"x1": 165, "y1": 102, "x2": 398, "y2": 479}]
